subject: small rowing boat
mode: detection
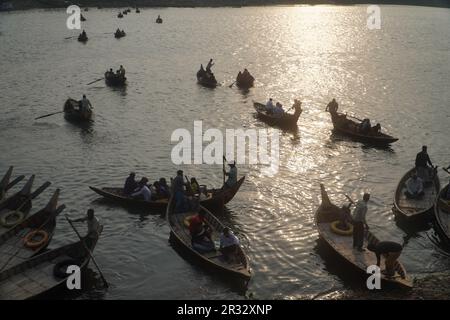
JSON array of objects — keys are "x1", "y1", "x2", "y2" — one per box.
[
  {"x1": 0, "y1": 177, "x2": 51, "y2": 238},
  {"x1": 63, "y1": 98, "x2": 93, "y2": 123},
  {"x1": 0, "y1": 190, "x2": 64, "y2": 271},
  {"x1": 0, "y1": 226, "x2": 102, "y2": 300},
  {"x1": 434, "y1": 184, "x2": 450, "y2": 245},
  {"x1": 393, "y1": 167, "x2": 440, "y2": 223},
  {"x1": 253, "y1": 101, "x2": 302, "y2": 129},
  {"x1": 166, "y1": 195, "x2": 251, "y2": 281},
  {"x1": 196, "y1": 68, "x2": 217, "y2": 88},
  {"x1": 89, "y1": 176, "x2": 245, "y2": 211},
  {"x1": 105, "y1": 71, "x2": 126, "y2": 86},
  {"x1": 114, "y1": 30, "x2": 126, "y2": 39},
  {"x1": 316, "y1": 184, "x2": 413, "y2": 289},
  {"x1": 0, "y1": 167, "x2": 24, "y2": 202},
  {"x1": 236, "y1": 71, "x2": 254, "y2": 89},
  {"x1": 327, "y1": 107, "x2": 398, "y2": 145}
]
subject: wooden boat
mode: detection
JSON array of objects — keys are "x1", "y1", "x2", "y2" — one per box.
[
  {"x1": 196, "y1": 70, "x2": 217, "y2": 88},
  {"x1": 77, "y1": 33, "x2": 88, "y2": 42},
  {"x1": 0, "y1": 190, "x2": 64, "y2": 271},
  {"x1": 89, "y1": 176, "x2": 245, "y2": 211},
  {"x1": 0, "y1": 177, "x2": 51, "y2": 238},
  {"x1": 156, "y1": 17, "x2": 163, "y2": 23},
  {"x1": 114, "y1": 30, "x2": 126, "y2": 38},
  {"x1": 253, "y1": 101, "x2": 302, "y2": 129},
  {"x1": 0, "y1": 167, "x2": 24, "y2": 202},
  {"x1": 327, "y1": 109, "x2": 398, "y2": 145},
  {"x1": 316, "y1": 184, "x2": 413, "y2": 289},
  {"x1": 0, "y1": 227, "x2": 102, "y2": 300},
  {"x1": 434, "y1": 184, "x2": 450, "y2": 245},
  {"x1": 136, "y1": 8, "x2": 140, "y2": 13},
  {"x1": 236, "y1": 72, "x2": 254, "y2": 89},
  {"x1": 117, "y1": 12, "x2": 123, "y2": 18},
  {"x1": 123, "y1": 10, "x2": 128, "y2": 15},
  {"x1": 63, "y1": 98, "x2": 93, "y2": 123},
  {"x1": 166, "y1": 195, "x2": 251, "y2": 281},
  {"x1": 393, "y1": 167, "x2": 440, "y2": 222},
  {"x1": 105, "y1": 71, "x2": 126, "y2": 86}
]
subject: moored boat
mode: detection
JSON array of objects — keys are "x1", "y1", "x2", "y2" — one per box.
[
  {"x1": 326, "y1": 107, "x2": 398, "y2": 145},
  {"x1": 434, "y1": 184, "x2": 450, "y2": 245},
  {"x1": 0, "y1": 167, "x2": 24, "y2": 202},
  {"x1": 393, "y1": 167, "x2": 440, "y2": 223},
  {"x1": 253, "y1": 101, "x2": 302, "y2": 129},
  {"x1": 166, "y1": 195, "x2": 251, "y2": 281},
  {"x1": 89, "y1": 176, "x2": 245, "y2": 211},
  {"x1": 63, "y1": 98, "x2": 93, "y2": 123},
  {"x1": 0, "y1": 177, "x2": 51, "y2": 238},
  {"x1": 316, "y1": 184, "x2": 413, "y2": 289},
  {"x1": 0, "y1": 226, "x2": 102, "y2": 300},
  {"x1": 0, "y1": 190, "x2": 64, "y2": 271}
]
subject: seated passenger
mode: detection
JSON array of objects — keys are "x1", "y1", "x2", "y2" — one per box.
[
  {"x1": 190, "y1": 177, "x2": 200, "y2": 195},
  {"x1": 405, "y1": 173, "x2": 424, "y2": 199},
  {"x1": 265, "y1": 98, "x2": 275, "y2": 113},
  {"x1": 123, "y1": 172, "x2": 138, "y2": 195},
  {"x1": 273, "y1": 102, "x2": 284, "y2": 116},
  {"x1": 189, "y1": 211, "x2": 215, "y2": 253},
  {"x1": 131, "y1": 177, "x2": 152, "y2": 201},
  {"x1": 219, "y1": 227, "x2": 240, "y2": 262}
]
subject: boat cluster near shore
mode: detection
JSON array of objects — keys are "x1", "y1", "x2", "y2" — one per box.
[{"x1": 1, "y1": 7, "x2": 449, "y2": 300}]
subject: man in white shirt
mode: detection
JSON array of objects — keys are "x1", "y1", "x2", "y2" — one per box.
[
  {"x1": 265, "y1": 98, "x2": 274, "y2": 113},
  {"x1": 405, "y1": 173, "x2": 424, "y2": 199},
  {"x1": 352, "y1": 193, "x2": 370, "y2": 252},
  {"x1": 219, "y1": 227, "x2": 240, "y2": 261},
  {"x1": 132, "y1": 177, "x2": 152, "y2": 201},
  {"x1": 70, "y1": 209, "x2": 101, "y2": 246}
]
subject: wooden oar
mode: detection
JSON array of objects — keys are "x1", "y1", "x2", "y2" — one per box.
[
  {"x1": 443, "y1": 167, "x2": 450, "y2": 175},
  {"x1": 35, "y1": 111, "x2": 64, "y2": 120},
  {"x1": 86, "y1": 78, "x2": 104, "y2": 85},
  {"x1": 222, "y1": 155, "x2": 227, "y2": 185},
  {"x1": 64, "y1": 36, "x2": 75, "y2": 39},
  {"x1": 347, "y1": 114, "x2": 363, "y2": 122},
  {"x1": 6, "y1": 175, "x2": 25, "y2": 191},
  {"x1": 344, "y1": 194, "x2": 355, "y2": 205},
  {"x1": 228, "y1": 81, "x2": 236, "y2": 88},
  {"x1": 65, "y1": 215, "x2": 109, "y2": 288}
]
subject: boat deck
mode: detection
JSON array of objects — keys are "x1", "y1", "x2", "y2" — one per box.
[
  {"x1": 318, "y1": 222, "x2": 411, "y2": 286},
  {"x1": 398, "y1": 182, "x2": 437, "y2": 216}
]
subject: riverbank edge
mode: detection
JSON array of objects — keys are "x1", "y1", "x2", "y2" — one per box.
[{"x1": 3, "y1": 0, "x2": 450, "y2": 11}]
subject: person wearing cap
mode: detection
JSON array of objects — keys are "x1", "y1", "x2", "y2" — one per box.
[
  {"x1": 223, "y1": 161, "x2": 237, "y2": 188},
  {"x1": 131, "y1": 177, "x2": 152, "y2": 201},
  {"x1": 124, "y1": 172, "x2": 138, "y2": 195},
  {"x1": 352, "y1": 193, "x2": 370, "y2": 252},
  {"x1": 219, "y1": 227, "x2": 240, "y2": 262},
  {"x1": 367, "y1": 240, "x2": 403, "y2": 277},
  {"x1": 415, "y1": 145, "x2": 433, "y2": 182},
  {"x1": 405, "y1": 172, "x2": 424, "y2": 199}
]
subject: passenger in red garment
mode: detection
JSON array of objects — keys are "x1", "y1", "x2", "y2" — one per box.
[{"x1": 189, "y1": 210, "x2": 215, "y2": 253}]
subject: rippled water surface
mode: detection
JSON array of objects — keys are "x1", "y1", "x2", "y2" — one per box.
[{"x1": 0, "y1": 5, "x2": 449, "y2": 299}]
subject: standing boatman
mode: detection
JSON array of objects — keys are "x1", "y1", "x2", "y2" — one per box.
[
  {"x1": 223, "y1": 161, "x2": 238, "y2": 188},
  {"x1": 352, "y1": 193, "x2": 370, "y2": 252}
]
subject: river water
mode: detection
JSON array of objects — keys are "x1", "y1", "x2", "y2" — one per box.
[{"x1": 0, "y1": 5, "x2": 449, "y2": 299}]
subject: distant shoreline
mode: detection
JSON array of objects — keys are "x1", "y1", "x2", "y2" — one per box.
[{"x1": 2, "y1": 0, "x2": 450, "y2": 11}]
